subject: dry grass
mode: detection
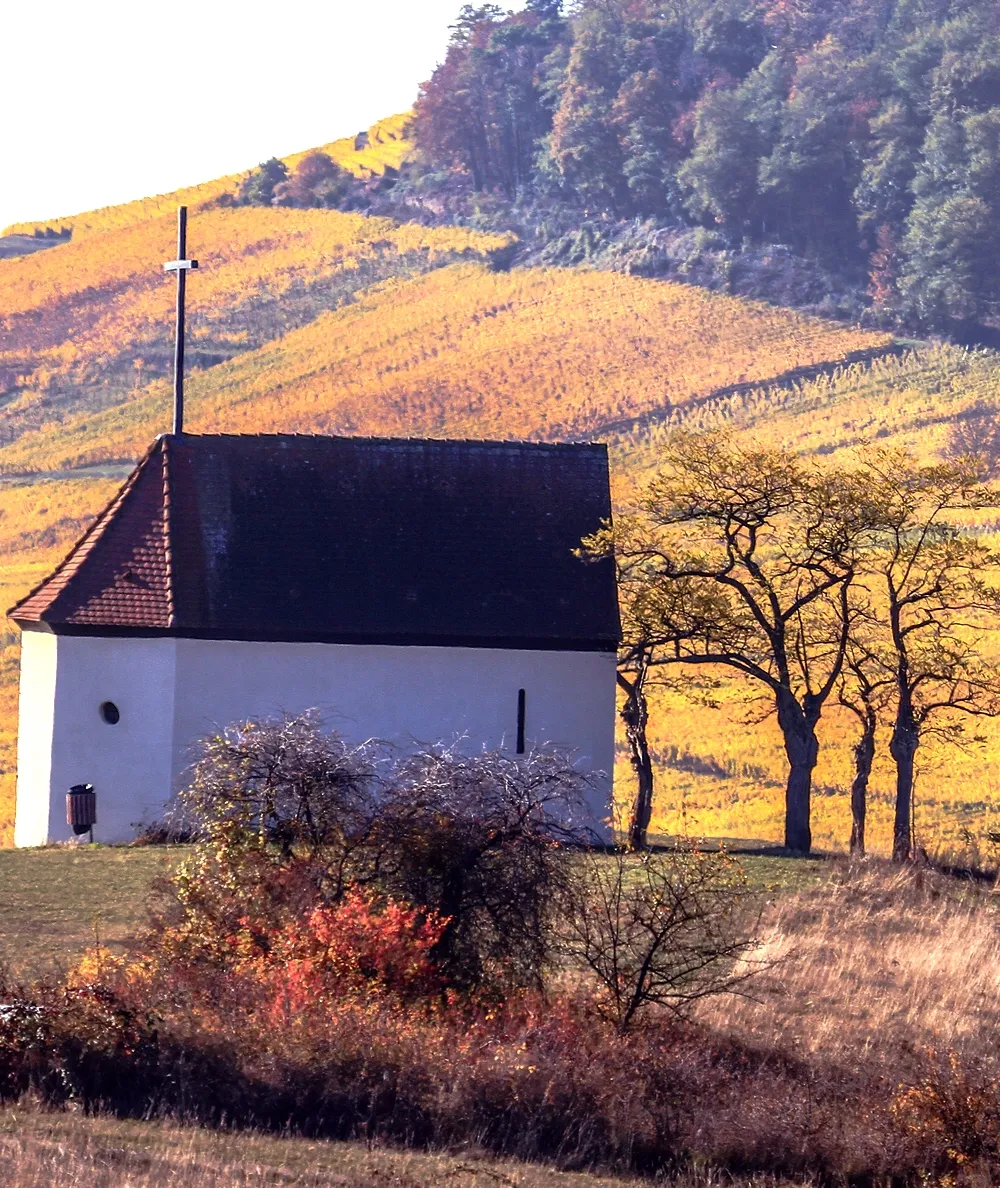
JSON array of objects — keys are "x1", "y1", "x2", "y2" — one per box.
[
  {"x1": 2, "y1": 858, "x2": 993, "y2": 1184},
  {"x1": 0, "y1": 856, "x2": 995, "y2": 1183},
  {"x1": 0, "y1": 1110, "x2": 662, "y2": 1188},
  {"x1": 699, "y1": 859, "x2": 1000, "y2": 1061}
]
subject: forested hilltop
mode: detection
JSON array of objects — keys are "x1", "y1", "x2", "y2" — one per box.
[
  {"x1": 376, "y1": 0, "x2": 1000, "y2": 332},
  {"x1": 12, "y1": 2, "x2": 998, "y2": 330}
]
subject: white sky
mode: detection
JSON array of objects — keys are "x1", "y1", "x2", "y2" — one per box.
[{"x1": 1, "y1": 0, "x2": 514, "y2": 233}]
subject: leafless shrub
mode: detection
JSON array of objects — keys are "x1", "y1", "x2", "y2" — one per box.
[
  {"x1": 370, "y1": 745, "x2": 597, "y2": 995},
  {"x1": 177, "y1": 712, "x2": 384, "y2": 858},
  {"x1": 944, "y1": 400, "x2": 1000, "y2": 479},
  {"x1": 165, "y1": 716, "x2": 597, "y2": 997},
  {"x1": 560, "y1": 848, "x2": 762, "y2": 1032}
]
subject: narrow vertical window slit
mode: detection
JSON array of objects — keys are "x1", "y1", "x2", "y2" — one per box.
[{"x1": 516, "y1": 688, "x2": 526, "y2": 754}]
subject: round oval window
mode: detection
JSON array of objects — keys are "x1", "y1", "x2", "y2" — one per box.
[{"x1": 100, "y1": 701, "x2": 120, "y2": 725}]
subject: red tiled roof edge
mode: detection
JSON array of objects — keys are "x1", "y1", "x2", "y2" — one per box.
[
  {"x1": 8, "y1": 437, "x2": 167, "y2": 624},
  {"x1": 162, "y1": 434, "x2": 176, "y2": 629}
]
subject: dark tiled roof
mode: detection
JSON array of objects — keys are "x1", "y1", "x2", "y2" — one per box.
[
  {"x1": 11, "y1": 434, "x2": 620, "y2": 650},
  {"x1": 13, "y1": 440, "x2": 172, "y2": 628}
]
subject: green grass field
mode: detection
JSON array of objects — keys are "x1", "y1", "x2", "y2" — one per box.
[
  {"x1": 0, "y1": 842, "x2": 827, "y2": 977},
  {"x1": 0, "y1": 845, "x2": 183, "y2": 975}
]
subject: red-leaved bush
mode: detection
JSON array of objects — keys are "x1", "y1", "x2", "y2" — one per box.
[
  {"x1": 250, "y1": 891, "x2": 449, "y2": 1020},
  {"x1": 11, "y1": 722, "x2": 1000, "y2": 1182}
]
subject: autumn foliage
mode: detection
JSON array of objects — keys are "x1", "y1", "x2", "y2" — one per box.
[
  {"x1": 0, "y1": 255, "x2": 889, "y2": 475},
  {"x1": 5, "y1": 825, "x2": 1000, "y2": 1182},
  {"x1": 261, "y1": 894, "x2": 449, "y2": 1014},
  {"x1": 0, "y1": 208, "x2": 511, "y2": 463},
  {"x1": 119, "y1": 886, "x2": 450, "y2": 1031}
]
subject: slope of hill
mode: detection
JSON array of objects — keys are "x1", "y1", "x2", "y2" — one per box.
[
  {"x1": 0, "y1": 260, "x2": 891, "y2": 475},
  {"x1": 1, "y1": 113, "x2": 412, "y2": 241},
  {"x1": 0, "y1": 207, "x2": 511, "y2": 452},
  {"x1": 616, "y1": 343, "x2": 1000, "y2": 476},
  {"x1": 4, "y1": 123, "x2": 998, "y2": 856},
  {"x1": 0, "y1": 234, "x2": 68, "y2": 260}
]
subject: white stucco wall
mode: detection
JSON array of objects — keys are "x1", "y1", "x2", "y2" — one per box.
[
  {"x1": 16, "y1": 632, "x2": 617, "y2": 845},
  {"x1": 14, "y1": 630, "x2": 58, "y2": 848},
  {"x1": 15, "y1": 629, "x2": 177, "y2": 846}
]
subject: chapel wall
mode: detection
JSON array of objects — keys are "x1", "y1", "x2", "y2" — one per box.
[
  {"x1": 27, "y1": 634, "x2": 178, "y2": 845},
  {"x1": 13, "y1": 630, "x2": 59, "y2": 848},
  {"x1": 172, "y1": 639, "x2": 617, "y2": 839},
  {"x1": 15, "y1": 636, "x2": 617, "y2": 846}
]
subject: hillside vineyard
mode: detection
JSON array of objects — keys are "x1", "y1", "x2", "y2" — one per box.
[
  {"x1": 0, "y1": 225, "x2": 889, "y2": 475},
  {"x1": 1, "y1": 157, "x2": 999, "y2": 853},
  {"x1": 3, "y1": 114, "x2": 412, "y2": 241}
]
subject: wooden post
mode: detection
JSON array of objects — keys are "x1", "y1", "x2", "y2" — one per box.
[
  {"x1": 163, "y1": 206, "x2": 199, "y2": 436},
  {"x1": 173, "y1": 206, "x2": 187, "y2": 435}
]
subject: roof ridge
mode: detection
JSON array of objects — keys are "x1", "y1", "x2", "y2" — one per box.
[
  {"x1": 7, "y1": 437, "x2": 164, "y2": 621},
  {"x1": 165, "y1": 432, "x2": 607, "y2": 450}
]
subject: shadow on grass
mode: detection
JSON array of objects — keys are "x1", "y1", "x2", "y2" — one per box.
[{"x1": 645, "y1": 833, "x2": 829, "y2": 861}]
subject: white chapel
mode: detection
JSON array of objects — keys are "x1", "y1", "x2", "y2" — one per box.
[{"x1": 10, "y1": 432, "x2": 620, "y2": 846}]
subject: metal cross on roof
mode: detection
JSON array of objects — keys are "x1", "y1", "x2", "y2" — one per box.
[{"x1": 163, "y1": 206, "x2": 199, "y2": 435}]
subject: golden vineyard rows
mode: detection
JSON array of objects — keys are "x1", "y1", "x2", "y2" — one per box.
[
  {"x1": 0, "y1": 207, "x2": 510, "y2": 454},
  {"x1": 2, "y1": 114, "x2": 413, "y2": 240},
  {"x1": 1, "y1": 206, "x2": 503, "y2": 355},
  {"x1": 618, "y1": 342, "x2": 1000, "y2": 478},
  {"x1": 0, "y1": 260, "x2": 890, "y2": 474}
]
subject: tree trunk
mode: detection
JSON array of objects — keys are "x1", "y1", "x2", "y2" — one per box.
[
  {"x1": 849, "y1": 715, "x2": 876, "y2": 857},
  {"x1": 620, "y1": 675, "x2": 654, "y2": 851},
  {"x1": 890, "y1": 710, "x2": 919, "y2": 862},
  {"x1": 777, "y1": 693, "x2": 819, "y2": 854}
]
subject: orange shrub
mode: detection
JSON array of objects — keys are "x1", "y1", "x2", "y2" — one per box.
[{"x1": 236, "y1": 892, "x2": 449, "y2": 1020}]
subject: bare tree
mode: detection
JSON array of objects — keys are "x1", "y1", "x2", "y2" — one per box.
[
  {"x1": 616, "y1": 647, "x2": 656, "y2": 851},
  {"x1": 857, "y1": 452, "x2": 1000, "y2": 861},
  {"x1": 587, "y1": 433, "x2": 873, "y2": 854},
  {"x1": 943, "y1": 401, "x2": 1000, "y2": 480},
  {"x1": 838, "y1": 635, "x2": 894, "y2": 857},
  {"x1": 560, "y1": 847, "x2": 760, "y2": 1033}
]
